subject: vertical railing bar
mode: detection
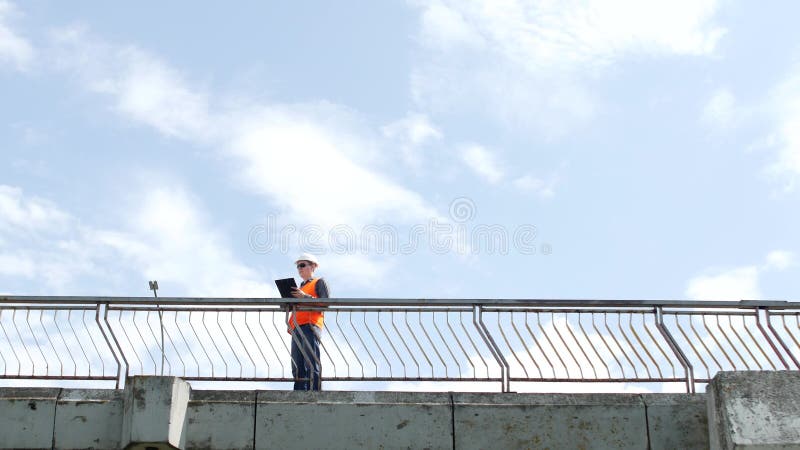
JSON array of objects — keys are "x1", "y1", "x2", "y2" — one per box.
[
  {"x1": 365, "y1": 311, "x2": 392, "y2": 377},
  {"x1": 539, "y1": 312, "x2": 569, "y2": 378},
  {"x1": 229, "y1": 311, "x2": 255, "y2": 378},
  {"x1": 92, "y1": 305, "x2": 117, "y2": 380},
  {"x1": 322, "y1": 315, "x2": 347, "y2": 378},
  {"x1": 719, "y1": 315, "x2": 751, "y2": 369},
  {"x1": 0, "y1": 310, "x2": 7, "y2": 375},
  {"x1": 189, "y1": 311, "x2": 215, "y2": 378},
  {"x1": 618, "y1": 313, "x2": 650, "y2": 378},
  {"x1": 419, "y1": 311, "x2": 448, "y2": 378},
  {"x1": 217, "y1": 311, "x2": 241, "y2": 378},
  {"x1": 378, "y1": 311, "x2": 404, "y2": 378},
  {"x1": 656, "y1": 308, "x2": 694, "y2": 394},
  {"x1": 629, "y1": 312, "x2": 662, "y2": 378},
  {"x1": 730, "y1": 315, "x2": 763, "y2": 370},
  {"x1": 551, "y1": 312, "x2": 583, "y2": 379},
  {"x1": 269, "y1": 310, "x2": 291, "y2": 378},
  {"x1": 578, "y1": 313, "x2": 609, "y2": 379},
  {"x1": 350, "y1": 310, "x2": 376, "y2": 377},
  {"x1": 605, "y1": 313, "x2": 637, "y2": 378},
  {"x1": 692, "y1": 315, "x2": 722, "y2": 375},
  {"x1": 755, "y1": 307, "x2": 790, "y2": 370},
  {"x1": 392, "y1": 311, "x2": 419, "y2": 378},
  {"x1": 672, "y1": 314, "x2": 706, "y2": 380},
  {"x1": 525, "y1": 312, "x2": 556, "y2": 378},
  {"x1": 510, "y1": 311, "x2": 540, "y2": 378},
  {"x1": 145, "y1": 310, "x2": 170, "y2": 376},
  {"x1": 433, "y1": 311, "x2": 461, "y2": 378},
  {"x1": 132, "y1": 311, "x2": 158, "y2": 373},
  {"x1": 314, "y1": 318, "x2": 336, "y2": 379},
  {"x1": 460, "y1": 310, "x2": 489, "y2": 379},
  {"x1": 564, "y1": 313, "x2": 596, "y2": 379},
  {"x1": 118, "y1": 310, "x2": 144, "y2": 376},
  {"x1": 38, "y1": 310, "x2": 61, "y2": 377},
  {"x1": 445, "y1": 311, "x2": 472, "y2": 379},
  {"x1": 337, "y1": 311, "x2": 362, "y2": 378},
  {"x1": 159, "y1": 311, "x2": 185, "y2": 377},
  {"x1": 172, "y1": 311, "x2": 197, "y2": 377},
  {"x1": 592, "y1": 313, "x2": 623, "y2": 379},
  {"x1": 2, "y1": 310, "x2": 25, "y2": 376},
  {"x1": 54, "y1": 310, "x2": 77, "y2": 377},
  {"x1": 406, "y1": 310, "x2": 432, "y2": 378},
  {"x1": 25, "y1": 310, "x2": 47, "y2": 376},
  {"x1": 705, "y1": 315, "x2": 737, "y2": 370},
  {"x1": 244, "y1": 311, "x2": 270, "y2": 378}
]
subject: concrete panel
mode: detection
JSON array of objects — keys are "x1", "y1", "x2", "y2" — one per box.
[
  {"x1": 708, "y1": 370, "x2": 800, "y2": 450},
  {"x1": 121, "y1": 376, "x2": 191, "y2": 450},
  {"x1": 254, "y1": 391, "x2": 452, "y2": 450},
  {"x1": 0, "y1": 388, "x2": 59, "y2": 450},
  {"x1": 53, "y1": 389, "x2": 124, "y2": 450},
  {"x1": 643, "y1": 394, "x2": 708, "y2": 450},
  {"x1": 454, "y1": 393, "x2": 648, "y2": 450},
  {"x1": 186, "y1": 390, "x2": 255, "y2": 450}
]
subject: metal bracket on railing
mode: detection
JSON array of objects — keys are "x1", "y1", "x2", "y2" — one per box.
[
  {"x1": 655, "y1": 306, "x2": 694, "y2": 393},
  {"x1": 474, "y1": 305, "x2": 510, "y2": 392}
]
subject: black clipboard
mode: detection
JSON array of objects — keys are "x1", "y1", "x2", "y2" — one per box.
[{"x1": 275, "y1": 278, "x2": 298, "y2": 298}]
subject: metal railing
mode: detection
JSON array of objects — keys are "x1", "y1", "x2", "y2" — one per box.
[{"x1": 1, "y1": 296, "x2": 798, "y2": 392}]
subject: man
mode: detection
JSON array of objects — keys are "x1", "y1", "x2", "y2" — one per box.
[{"x1": 289, "y1": 253, "x2": 329, "y2": 390}]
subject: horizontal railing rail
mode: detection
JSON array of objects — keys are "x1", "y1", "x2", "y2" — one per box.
[{"x1": 1, "y1": 296, "x2": 798, "y2": 392}]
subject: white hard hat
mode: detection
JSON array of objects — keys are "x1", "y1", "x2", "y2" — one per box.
[{"x1": 295, "y1": 253, "x2": 319, "y2": 267}]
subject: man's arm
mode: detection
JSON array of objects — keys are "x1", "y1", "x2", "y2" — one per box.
[{"x1": 315, "y1": 278, "x2": 330, "y2": 298}]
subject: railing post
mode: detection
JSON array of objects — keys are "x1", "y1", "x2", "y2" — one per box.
[
  {"x1": 474, "y1": 305, "x2": 510, "y2": 393},
  {"x1": 102, "y1": 304, "x2": 129, "y2": 388},
  {"x1": 95, "y1": 302, "x2": 122, "y2": 388},
  {"x1": 654, "y1": 306, "x2": 695, "y2": 393}
]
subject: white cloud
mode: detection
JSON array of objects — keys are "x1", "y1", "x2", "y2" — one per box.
[
  {"x1": 461, "y1": 144, "x2": 504, "y2": 184},
  {"x1": 0, "y1": 185, "x2": 71, "y2": 233},
  {"x1": 763, "y1": 64, "x2": 800, "y2": 190},
  {"x1": 685, "y1": 250, "x2": 795, "y2": 300},
  {"x1": 382, "y1": 113, "x2": 443, "y2": 167},
  {"x1": 51, "y1": 27, "x2": 213, "y2": 141},
  {"x1": 95, "y1": 185, "x2": 275, "y2": 297},
  {"x1": 0, "y1": 1, "x2": 33, "y2": 70},
  {"x1": 410, "y1": 0, "x2": 724, "y2": 133},
  {"x1": 686, "y1": 266, "x2": 761, "y2": 300},
  {"x1": 701, "y1": 88, "x2": 738, "y2": 130},
  {"x1": 0, "y1": 184, "x2": 276, "y2": 297},
  {"x1": 52, "y1": 30, "x2": 439, "y2": 232},
  {"x1": 764, "y1": 250, "x2": 794, "y2": 271},
  {"x1": 512, "y1": 174, "x2": 557, "y2": 198}
]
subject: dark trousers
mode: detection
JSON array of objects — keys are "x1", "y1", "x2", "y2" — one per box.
[{"x1": 290, "y1": 323, "x2": 321, "y2": 391}]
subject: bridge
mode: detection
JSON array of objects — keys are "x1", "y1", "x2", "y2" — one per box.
[{"x1": 1, "y1": 296, "x2": 799, "y2": 448}]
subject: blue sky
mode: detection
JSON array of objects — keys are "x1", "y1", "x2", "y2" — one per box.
[{"x1": 1, "y1": 0, "x2": 799, "y2": 301}]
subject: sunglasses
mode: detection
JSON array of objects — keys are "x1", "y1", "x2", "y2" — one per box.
[{"x1": 296, "y1": 263, "x2": 310, "y2": 269}]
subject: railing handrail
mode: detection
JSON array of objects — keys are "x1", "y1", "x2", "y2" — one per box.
[{"x1": 2, "y1": 296, "x2": 798, "y2": 308}]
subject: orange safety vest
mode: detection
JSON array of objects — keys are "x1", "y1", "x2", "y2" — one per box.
[{"x1": 289, "y1": 278, "x2": 324, "y2": 331}]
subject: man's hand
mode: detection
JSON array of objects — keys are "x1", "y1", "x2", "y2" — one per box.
[{"x1": 291, "y1": 287, "x2": 309, "y2": 298}]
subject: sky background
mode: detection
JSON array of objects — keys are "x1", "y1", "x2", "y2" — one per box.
[{"x1": 2, "y1": 0, "x2": 799, "y2": 302}]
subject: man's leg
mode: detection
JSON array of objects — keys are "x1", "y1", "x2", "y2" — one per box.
[
  {"x1": 306, "y1": 324, "x2": 322, "y2": 391},
  {"x1": 290, "y1": 328, "x2": 308, "y2": 390}
]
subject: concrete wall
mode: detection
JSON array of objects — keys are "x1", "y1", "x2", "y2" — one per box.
[{"x1": 0, "y1": 380, "x2": 709, "y2": 450}]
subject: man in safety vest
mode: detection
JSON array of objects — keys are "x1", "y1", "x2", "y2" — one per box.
[{"x1": 289, "y1": 253, "x2": 330, "y2": 390}]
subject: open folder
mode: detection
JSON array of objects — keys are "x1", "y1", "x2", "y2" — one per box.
[{"x1": 274, "y1": 278, "x2": 298, "y2": 298}]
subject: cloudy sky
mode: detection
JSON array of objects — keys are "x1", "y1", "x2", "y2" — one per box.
[{"x1": 1, "y1": 0, "x2": 799, "y2": 301}]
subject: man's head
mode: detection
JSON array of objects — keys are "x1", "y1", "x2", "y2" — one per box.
[{"x1": 295, "y1": 253, "x2": 319, "y2": 280}]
